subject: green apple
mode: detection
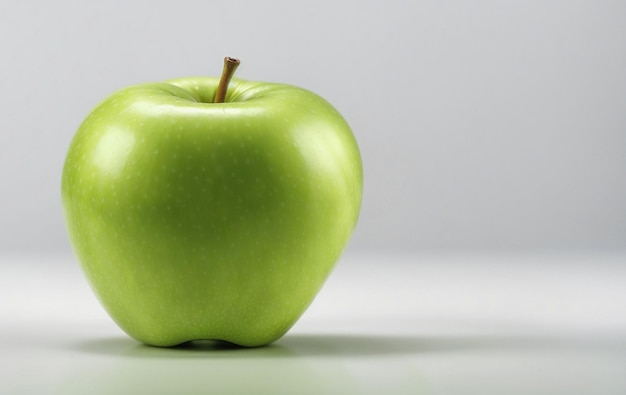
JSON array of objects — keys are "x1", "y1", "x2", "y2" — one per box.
[{"x1": 61, "y1": 59, "x2": 362, "y2": 347}]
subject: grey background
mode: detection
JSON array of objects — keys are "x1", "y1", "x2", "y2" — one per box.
[{"x1": 1, "y1": 0, "x2": 625, "y2": 254}]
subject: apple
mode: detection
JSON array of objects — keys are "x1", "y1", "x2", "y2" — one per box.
[{"x1": 61, "y1": 58, "x2": 362, "y2": 347}]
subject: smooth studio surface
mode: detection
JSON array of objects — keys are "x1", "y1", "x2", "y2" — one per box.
[{"x1": 2, "y1": 252, "x2": 625, "y2": 394}]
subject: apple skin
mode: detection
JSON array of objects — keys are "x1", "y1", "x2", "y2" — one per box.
[{"x1": 61, "y1": 77, "x2": 362, "y2": 347}]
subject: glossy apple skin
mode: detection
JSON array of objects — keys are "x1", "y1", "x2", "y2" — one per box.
[{"x1": 61, "y1": 77, "x2": 362, "y2": 347}]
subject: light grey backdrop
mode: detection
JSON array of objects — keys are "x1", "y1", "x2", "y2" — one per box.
[{"x1": 1, "y1": 0, "x2": 625, "y2": 253}]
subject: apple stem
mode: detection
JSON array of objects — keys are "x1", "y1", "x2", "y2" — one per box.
[{"x1": 214, "y1": 57, "x2": 241, "y2": 103}]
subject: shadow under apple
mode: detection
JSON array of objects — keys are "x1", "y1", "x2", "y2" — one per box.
[
  {"x1": 61, "y1": 333, "x2": 622, "y2": 395},
  {"x1": 68, "y1": 332, "x2": 580, "y2": 359}
]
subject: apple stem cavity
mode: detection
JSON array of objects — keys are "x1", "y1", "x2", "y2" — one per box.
[{"x1": 213, "y1": 57, "x2": 241, "y2": 103}]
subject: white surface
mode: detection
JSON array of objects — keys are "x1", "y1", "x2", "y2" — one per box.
[{"x1": 2, "y1": 252, "x2": 626, "y2": 394}]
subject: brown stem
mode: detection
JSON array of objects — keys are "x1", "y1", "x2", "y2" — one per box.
[{"x1": 213, "y1": 57, "x2": 240, "y2": 103}]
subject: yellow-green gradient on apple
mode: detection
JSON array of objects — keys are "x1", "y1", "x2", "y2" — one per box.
[{"x1": 61, "y1": 59, "x2": 362, "y2": 347}]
